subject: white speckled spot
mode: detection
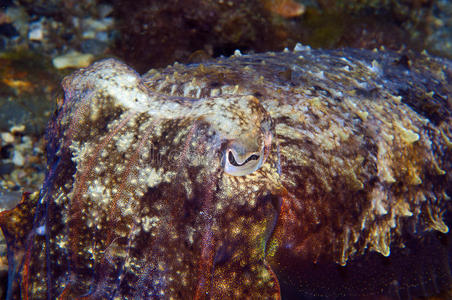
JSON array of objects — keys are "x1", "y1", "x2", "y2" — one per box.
[{"x1": 116, "y1": 132, "x2": 135, "y2": 152}]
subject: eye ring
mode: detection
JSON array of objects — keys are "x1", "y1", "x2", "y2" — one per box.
[
  {"x1": 223, "y1": 147, "x2": 265, "y2": 176},
  {"x1": 228, "y1": 150, "x2": 260, "y2": 167}
]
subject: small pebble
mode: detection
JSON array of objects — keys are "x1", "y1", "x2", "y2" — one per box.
[
  {"x1": 83, "y1": 17, "x2": 114, "y2": 32},
  {"x1": 52, "y1": 51, "x2": 94, "y2": 69},
  {"x1": 1, "y1": 132, "x2": 14, "y2": 144},
  {"x1": 28, "y1": 21, "x2": 44, "y2": 41},
  {"x1": 10, "y1": 124, "x2": 25, "y2": 134},
  {"x1": 12, "y1": 150, "x2": 24, "y2": 166},
  {"x1": 82, "y1": 30, "x2": 96, "y2": 39}
]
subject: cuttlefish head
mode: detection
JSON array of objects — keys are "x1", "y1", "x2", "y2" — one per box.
[
  {"x1": 13, "y1": 59, "x2": 284, "y2": 299},
  {"x1": 195, "y1": 94, "x2": 273, "y2": 177}
]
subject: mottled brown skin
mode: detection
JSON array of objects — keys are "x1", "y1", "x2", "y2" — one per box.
[{"x1": 1, "y1": 47, "x2": 451, "y2": 299}]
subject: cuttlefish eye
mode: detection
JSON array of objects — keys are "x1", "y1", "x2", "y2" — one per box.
[{"x1": 223, "y1": 147, "x2": 265, "y2": 176}]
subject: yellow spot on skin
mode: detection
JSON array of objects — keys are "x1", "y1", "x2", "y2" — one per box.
[
  {"x1": 408, "y1": 169, "x2": 422, "y2": 185},
  {"x1": 394, "y1": 121, "x2": 419, "y2": 144},
  {"x1": 355, "y1": 109, "x2": 368, "y2": 121},
  {"x1": 158, "y1": 262, "x2": 165, "y2": 271},
  {"x1": 393, "y1": 200, "x2": 413, "y2": 217},
  {"x1": 371, "y1": 228, "x2": 390, "y2": 257},
  {"x1": 392, "y1": 95, "x2": 402, "y2": 104}
]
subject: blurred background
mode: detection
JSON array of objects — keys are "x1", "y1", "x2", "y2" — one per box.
[{"x1": 0, "y1": 0, "x2": 451, "y2": 298}]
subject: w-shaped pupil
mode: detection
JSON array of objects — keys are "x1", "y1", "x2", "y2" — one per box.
[{"x1": 228, "y1": 151, "x2": 260, "y2": 167}]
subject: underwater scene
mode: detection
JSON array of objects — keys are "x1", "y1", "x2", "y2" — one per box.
[{"x1": 0, "y1": 0, "x2": 451, "y2": 299}]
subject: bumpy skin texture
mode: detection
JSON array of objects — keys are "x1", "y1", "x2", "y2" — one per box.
[{"x1": 1, "y1": 48, "x2": 451, "y2": 299}]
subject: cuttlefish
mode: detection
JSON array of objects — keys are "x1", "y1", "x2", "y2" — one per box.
[{"x1": 1, "y1": 46, "x2": 451, "y2": 299}]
